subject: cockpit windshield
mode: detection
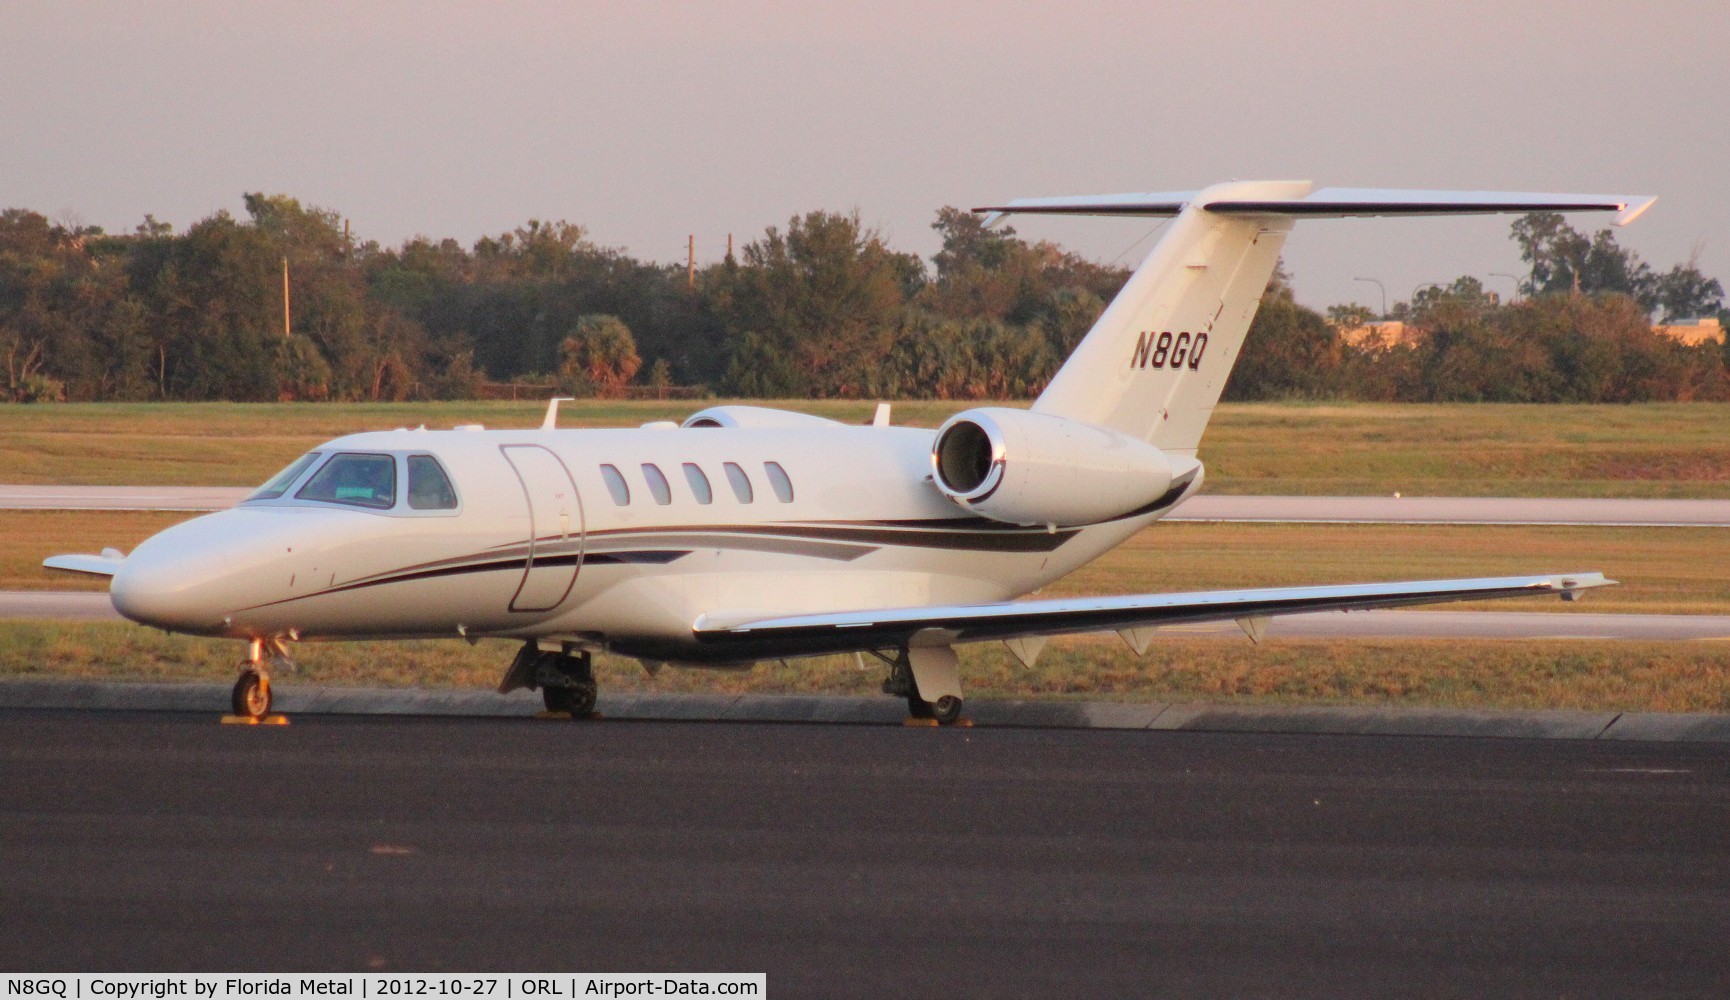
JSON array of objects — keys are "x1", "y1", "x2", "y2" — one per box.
[
  {"x1": 248, "y1": 452, "x2": 322, "y2": 501},
  {"x1": 295, "y1": 453, "x2": 398, "y2": 509}
]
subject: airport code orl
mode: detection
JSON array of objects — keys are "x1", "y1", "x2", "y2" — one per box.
[
  {"x1": 1129, "y1": 330, "x2": 1207, "y2": 371},
  {"x1": 3, "y1": 979, "x2": 764, "y2": 1000}
]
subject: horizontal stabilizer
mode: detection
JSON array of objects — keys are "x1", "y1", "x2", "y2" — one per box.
[
  {"x1": 976, "y1": 187, "x2": 1655, "y2": 226},
  {"x1": 693, "y1": 572, "x2": 1614, "y2": 658},
  {"x1": 43, "y1": 549, "x2": 126, "y2": 578}
]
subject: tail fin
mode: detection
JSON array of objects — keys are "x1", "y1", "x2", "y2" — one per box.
[{"x1": 983, "y1": 181, "x2": 1655, "y2": 456}]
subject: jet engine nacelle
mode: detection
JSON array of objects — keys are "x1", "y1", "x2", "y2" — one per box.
[{"x1": 930, "y1": 407, "x2": 1175, "y2": 527}]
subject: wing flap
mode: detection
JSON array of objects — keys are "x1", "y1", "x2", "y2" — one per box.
[{"x1": 693, "y1": 573, "x2": 1613, "y2": 657}]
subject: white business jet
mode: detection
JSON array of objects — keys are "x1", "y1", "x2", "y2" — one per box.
[{"x1": 47, "y1": 181, "x2": 1652, "y2": 722}]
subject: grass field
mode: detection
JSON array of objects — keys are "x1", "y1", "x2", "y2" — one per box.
[
  {"x1": 4, "y1": 620, "x2": 1728, "y2": 714},
  {"x1": 9, "y1": 510, "x2": 1726, "y2": 615},
  {"x1": 2, "y1": 399, "x2": 1728, "y2": 497}
]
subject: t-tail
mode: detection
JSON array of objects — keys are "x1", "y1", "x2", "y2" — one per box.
[
  {"x1": 977, "y1": 181, "x2": 1656, "y2": 457},
  {"x1": 926, "y1": 181, "x2": 1651, "y2": 527}
]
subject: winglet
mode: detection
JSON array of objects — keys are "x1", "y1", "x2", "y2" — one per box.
[{"x1": 1615, "y1": 197, "x2": 1657, "y2": 227}]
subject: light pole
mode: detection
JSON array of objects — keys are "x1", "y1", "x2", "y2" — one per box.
[
  {"x1": 1489, "y1": 272, "x2": 1520, "y2": 302},
  {"x1": 1353, "y1": 277, "x2": 1387, "y2": 318}
]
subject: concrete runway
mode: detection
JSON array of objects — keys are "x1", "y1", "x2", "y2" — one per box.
[
  {"x1": 7, "y1": 484, "x2": 1730, "y2": 525},
  {"x1": 2, "y1": 710, "x2": 1727, "y2": 995},
  {"x1": 7, "y1": 588, "x2": 1728, "y2": 640},
  {"x1": 0, "y1": 484, "x2": 251, "y2": 510}
]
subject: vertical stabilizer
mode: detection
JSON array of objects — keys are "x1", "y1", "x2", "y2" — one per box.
[
  {"x1": 1029, "y1": 180, "x2": 1308, "y2": 455},
  {"x1": 976, "y1": 180, "x2": 1651, "y2": 456}
]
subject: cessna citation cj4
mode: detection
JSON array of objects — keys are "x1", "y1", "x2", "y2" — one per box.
[{"x1": 47, "y1": 181, "x2": 1652, "y2": 723}]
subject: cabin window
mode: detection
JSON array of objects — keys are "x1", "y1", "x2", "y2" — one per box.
[
  {"x1": 600, "y1": 464, "x2": 630, "y2": 505},
  {"x1": 249, "y1": 452, "x2": 321, "y2": 501},
  {"x1": 723, "y1": 462, "x2": 754, "y2": 503},
  {"x1": 764, "y1": 461, "x2": 794, "y2": 503},
  {"x1": 296, "y1": 453, "x2": 397, "y2": 510},
  {"x1": 683, "y1": 463, "x2": 713, "y2": 504},
  {"x1": 406, "y1": 455, "x2": 459, "y2": 510},
  {"x1": 641, "y1": 463, "x2": 673, "y2": 505}
]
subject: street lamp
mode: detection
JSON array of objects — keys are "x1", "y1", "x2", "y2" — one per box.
[
  {"x1": 1489, "y1": 272, "x2": 1521, "y2": 302},
  {"x1": 1353, "y1": 277, "x2": 1387, "y2": 318}
]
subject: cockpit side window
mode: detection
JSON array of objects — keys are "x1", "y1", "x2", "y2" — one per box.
[
  {"x1": 248, "y1": 452, "x2": 322, "y2": 501},
  {"x1": 406, "y1": 454, "x2": 459, "y2": 510},
  {"x1": 296, "y1": 453, "x2": 398, "y2": 510}
]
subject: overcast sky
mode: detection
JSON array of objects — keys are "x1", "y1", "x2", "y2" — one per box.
[{"x1": 4, "y1": 1, "x2": 1725, "y2": 310}]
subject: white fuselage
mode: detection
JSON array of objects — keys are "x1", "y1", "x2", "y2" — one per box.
[{"x1": 110, "y1": 422, "x2": 1195, "y2": 662}]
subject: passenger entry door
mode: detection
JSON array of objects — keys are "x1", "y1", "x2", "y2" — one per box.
[{"x1": 501, "y1": 445, "x2": 584, "y2": 613}]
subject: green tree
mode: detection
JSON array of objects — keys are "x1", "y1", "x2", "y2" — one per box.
[
  {"x1": 1223, "y1": 297, "x2": 1343, "y2": 400},
  {"x1": 717, "y1": 211, "x2": 920, "y2": 396},
  {"x1": 1510, "y1": 212, "x2": 1655, "y2": 307},
  {"x1": 558, "y1": 314, "x2": 641, "y2": 397},
  {"x1": 1649, "y1": 261, "x2": 1725, "y2": 322}
]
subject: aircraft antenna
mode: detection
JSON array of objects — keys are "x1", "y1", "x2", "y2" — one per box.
[{"x1": 541, "y1": 397, "x2": 575, "y2": 431}]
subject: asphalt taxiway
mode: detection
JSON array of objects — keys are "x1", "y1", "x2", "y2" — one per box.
[{"x1": 2, "y1": 709, "x2": 1727, "y2": 995}]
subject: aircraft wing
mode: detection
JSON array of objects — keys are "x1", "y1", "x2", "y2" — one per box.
[
  {"x1": 692, "y1": 573, "x2": 1612, "y2": 658},
  {"x1": 42, "y1": 549, "x2": 126, "y2": 578}
]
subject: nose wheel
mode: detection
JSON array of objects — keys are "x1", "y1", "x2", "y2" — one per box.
[{"x1": 232, "y1": 668, "x2": 271, "y2": 717}]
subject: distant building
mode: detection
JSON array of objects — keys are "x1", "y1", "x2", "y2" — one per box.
[
  {"x1": 1332, "y1": 321, "x2": 1423, "y2": 350},
  {"x1": 1653, "y1": 317, "x2": 1725, "y2": 347},
  {"x1": 1332, "y1": 316, "x2": 1724, "y2": 350}
]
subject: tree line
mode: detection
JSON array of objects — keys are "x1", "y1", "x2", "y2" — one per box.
[{"x1": 2, "y1": 195, "x2": 1724, "y2": 404}]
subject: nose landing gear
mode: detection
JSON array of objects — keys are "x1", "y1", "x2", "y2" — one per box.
[{"x1": 225, "y1": 636, "x2": 294, "y2": 724}]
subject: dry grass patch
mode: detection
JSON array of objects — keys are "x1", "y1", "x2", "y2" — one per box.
[
  {"x1": 1048, "y1": 522, "x2": 1730, "y2": 616},
  {"x1": 3, "y1": 620, "x2": 1729, "y2": 714},
  {"x1": 1, "y1": 511, "x2": 197, "y2": 590},
  {"x1": 4, "y1": 400, "x2": 1730, "y2": 497},
  {"x1": 1200, "y1": 402, "x2": 1730, "y2": 498}
]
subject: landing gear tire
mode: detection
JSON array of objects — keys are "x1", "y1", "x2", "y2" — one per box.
[
  {"x1": 929, "y1": 695, "x2": 963, "y2": 725},
  {"x1": 882, "y1": 647, "x2": 964, "y2": 725},
  {"x1": 232, "y1": 669, "x2": 271, "y2": 718},
  {"x1": 543, "y1": 681, "x2": 597, "y2": 717},
  {"x1": 534, "y1": 648, "x2": 598, "y2": 718}
]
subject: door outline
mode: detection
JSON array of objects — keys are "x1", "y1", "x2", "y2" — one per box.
[{"x1": 501, "y1": 444, "x2": 584, "y2": 613}]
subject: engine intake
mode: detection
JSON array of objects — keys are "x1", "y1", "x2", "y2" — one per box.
[{"x1": 931, "y1": 408, "x2": 1178, "y2": 527}]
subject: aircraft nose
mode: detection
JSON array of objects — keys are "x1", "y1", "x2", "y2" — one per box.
[
  {"x1": 110, "y1": 532, "x2": 231, "y2": 632},
  {"x1": 109, "y1": 509, "x2": 313, "y2": 634}
]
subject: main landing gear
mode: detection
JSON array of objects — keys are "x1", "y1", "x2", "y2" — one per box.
[
  {"x1": 228, "y1": 636, "x2": 295, "y2": 722},
  {"x1": 499, "y1": 641, "x2": 599, "y2": 718},
  {"x1": 877, "y1": 645, "x2": 965, "y2": 725}
]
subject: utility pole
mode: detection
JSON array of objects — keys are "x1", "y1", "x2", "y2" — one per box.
[
  {"x1": 726, "y1": 233, "x2": 733, "y2": 261},
  {"x1": 282, "y1": 257, "x2": 291, "y2": 338},
  {"x1": 687, "y1": 235, "x2": 696, "y2": 289},
  {"x1": 1352, "y1": 277, "x2": 1387, "y2": 318}
]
